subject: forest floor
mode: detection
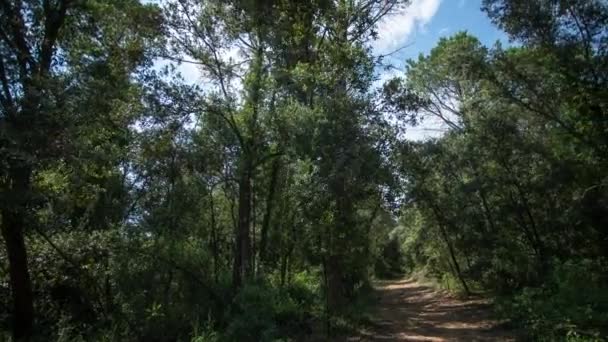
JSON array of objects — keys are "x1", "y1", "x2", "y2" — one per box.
[{"x1": 354, "y1": 278, "x2": 519, "y2": 341}]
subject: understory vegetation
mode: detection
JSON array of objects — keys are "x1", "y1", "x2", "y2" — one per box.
[{"x1": 1, "y1": 0, "x2": 607, "y2": 341}]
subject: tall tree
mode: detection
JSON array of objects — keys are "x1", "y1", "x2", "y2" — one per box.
[{"x1": 0, "y1": 1, "x2": 160, "y2": 339}]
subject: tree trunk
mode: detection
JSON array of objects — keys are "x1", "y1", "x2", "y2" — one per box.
[
  {"x1": 438, "y1": 222, "x2": 471, "y2": 296},
  {"x1": 251, "y1": 180, "x2": 256, "y2": 276},
  {"x1": 327, "y1": 174, "x2": 350, "y2": 314},
  {"x1": 508, "y1": 190, "x2": 541, "y2": 258},
  {"x1": 326, "y1": 255, "x2": 345, "y2": 310},
  {"x1": 209, "y1": 191, "x2": 219, "y2": 283},
  {"x1": 466, "y1": 160, "x2": 498, "y2": 235},
  {"x1": 233, "y1": 164, "x2": 252, "y2": 289},
  {"x1": 1, "y1": 167, "x2": 34, "y2": 341},
  {"x1": 259, "y1": 158, "x2": 280, "y2": 268},
  {"x1": 430, "y1": 203, "x2": 471, "y2": 296},
  {"x1": 500, "y1": 160, "x2": 547, "y2": 272},
  {"x1": 280, "y1": 251, "x2": 288, "y2": 287}
]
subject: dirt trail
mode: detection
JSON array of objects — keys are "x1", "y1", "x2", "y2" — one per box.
[{"x1": 357, "y1": 279, "x2": 518, "y2": 341}]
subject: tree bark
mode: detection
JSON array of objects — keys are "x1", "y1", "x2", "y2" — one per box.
[
  {"x1": 438, "y1": 221, "x2": 471, "y2": 296},
  {"x1": 258, "y1": 158, "x2": 280, "y2": 267},
  {"x1": 1, "y1": 166, "x2": 34, "y2": 341},
  {"x1": 430, "y1": 203, "x2": 471, "y2": 296},
  {"x1": 233, "y1": 163, "x2": 253, "y2": 289},
  {"x1": 209, "y1": 191, "x2": 219, "y2": 283},
  {"x1": 251, "y1": 179, "x2": 256, "y2": 276},
  {"x1": 500, "y1": 159, "x2": 547, "y2": 272}
]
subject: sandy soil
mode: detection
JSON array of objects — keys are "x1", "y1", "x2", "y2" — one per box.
[{"x1": 355, "y1": 279, "x2": 519, "y2": 341}]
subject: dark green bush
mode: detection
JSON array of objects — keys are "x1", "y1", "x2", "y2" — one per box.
[
  {"x1": 225, "y1": 283, "x2": 279, "y2": 341},
  {"x1": 375, "y1": 237, "x2": 404, "y2": 279},
  {"x1": 497, "y1": 258, "x2": 608, "y2": 341},
  {"x1": 225, "y1": 272, "x2": 321, "y2": 341}
]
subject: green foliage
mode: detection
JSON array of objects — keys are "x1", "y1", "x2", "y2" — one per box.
[
  {"x1": 225, "y1": 283, "x2": 280, "y2": 341},
  {"x1": 225, "y1": 273, "x2": 321, "y2": 342},
  {"x1": 191, "y1": 323, "x2": 220, "y2": 342},
  {"x1": 496, "y1": 259, "x2": 608, "y2": 340},
  {"x1": 374, "y1": 237, "x2": 404, "y2": 279},
  {"x1": 389, "y1": 1, "x2": 608, "y2": 339},
  {"x1": 2, "y1": 0, "x2": 607, "y2": 340}
]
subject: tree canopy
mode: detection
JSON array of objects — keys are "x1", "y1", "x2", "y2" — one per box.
[{"x1": 1, "y1": 0, "x2": 607, "y2": 341}]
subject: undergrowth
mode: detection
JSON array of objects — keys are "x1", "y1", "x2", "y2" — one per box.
[{"x1": 495, "y1": 259, "x2": 608, "y2": 341}]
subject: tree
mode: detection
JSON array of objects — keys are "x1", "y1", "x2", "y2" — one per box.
[
  {"x1": 388, "y1": 2, "x2": 608, "y2": 336},
  {"x1": 0, "y1": 1, "x2": 160, "y2": 339}
]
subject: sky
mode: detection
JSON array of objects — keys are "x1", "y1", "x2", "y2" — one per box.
[
  {"x1": 375, "y1": 0, "x2": 507, "y2": 61},
  {"x1": 373, "y1": 0, "x2": 509, "y2": 139}
]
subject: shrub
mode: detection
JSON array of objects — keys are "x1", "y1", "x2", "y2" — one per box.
[
  {"x1": 497, "y1": 258, "x2": 608, "y2": 340},
  {"x1": 225, "y1": 274, "x2": 320, "y2": 341}
]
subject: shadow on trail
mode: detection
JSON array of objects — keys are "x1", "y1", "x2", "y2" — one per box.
[{"x1": 356, "y1": 279, "x2": 517, "y2": 341}]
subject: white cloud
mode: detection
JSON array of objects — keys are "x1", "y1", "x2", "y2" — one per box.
[
  {"x1": 373, "y1": 0, "x2": 442, "y2": 53},
  {"x1": 404, "y1": 117, "x2": 450, "y2": 141},
  {"x1": 176, "y1": 62, "x2": 203, "y2": 84},
  {"x1": 438, "y1": 27, "x2": 450, "y2": 36},
  {"x1": 373, "y1": 67, "x2": 405, "y2": 90}
]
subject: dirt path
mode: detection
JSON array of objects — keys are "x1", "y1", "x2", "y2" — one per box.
[{"x1": 357, "y1": 279, "x2": 518, "y2": 341}]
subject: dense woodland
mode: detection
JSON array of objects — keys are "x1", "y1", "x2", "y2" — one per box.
[{"x1": 1, "y1": 0, "x2": 607, "y2": 341}]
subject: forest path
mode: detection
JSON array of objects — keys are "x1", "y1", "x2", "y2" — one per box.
[{"x1": 356, "y1": 278, "x2": 518, "y2": 341}]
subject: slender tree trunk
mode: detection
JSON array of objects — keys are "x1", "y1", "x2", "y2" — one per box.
[
  {"x1": 438, "y1": 222, "x2": 470, "y2": 295},
  {"x1": 251, "y1": 180, "x2": 256, "y2": 276},
  {"x1": 515, "y1": 187, "x2": 543, "y2": 252},
  {"x1": 104, "y1": 259, "x2": 113, "y2": 319},
  {"x1": 327, "y1": 173, "x2": 350, "y2": 314},
  {"x1": 508, "y1": 190, "x2": 540, "y2": 258},
  {"x1": 477, "y1": 189, "x2": 496, "y2": 233},
  {"x1": 286, "y1": 215, "x2": 297, "y2": 286},
  {"x1": 233, "y1": 163, "x2": 253, "y2": 289},
  {"x1": 209, "y1": 191, "x2": 219, "y2": 283},
  {"x1": 1, "y1": 167, "x2": 34, "y2": 341},
  {"x1": 286, "y1": 253, "x2": 292, "y2": 285},
  {"x1": 467, "y1": 161, "x2": 498, "y2": 235},
  {"x1": 163, "y1": 270, "x2": 173, "y2": 317},
  {"x1": 447, "y1": 164, "x2": 497, "y2": 236},
  {"x1": 259, "y1": 158, "x2": 280, "y2": 268},
  {"x1": 500, "y1": 160, "x2": 547, "y2": 271},
  {"x1": 280, "y1": 252, "x2": 288, "y2": 287},
  {"x1": 441, "y1": 225, "x2": 470, "y2": 295},
  {"x1": 430, "y1": 203, "x2": 471, "y2": 296},
  {"x1": 321, "y1": 257, "x2": 331, "y2": 337}
]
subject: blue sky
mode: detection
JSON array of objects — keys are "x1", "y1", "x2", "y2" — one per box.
[
  {"x1": 375, "y1": 0, "x2": 508, "y2": 74},
  {"x1": 372, "y1": 0, "x2": 509, "y2": 139},
  {"x1": 380, "y1": 0, "x2": 507, "y2": 59}
]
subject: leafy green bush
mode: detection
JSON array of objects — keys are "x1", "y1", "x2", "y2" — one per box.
[
  {"x1": 375, "y1": 238, "x2": 404, "y2": 279},
  {"x1": 497, "y1": 258, "x2": 608, "y2": 341},
  {"x1": 225, "y1": 283, "x2": 280, "y2": 341},
  {"x1": 191, "y1": 319, "x2": 221, "y2": 342},
  {"x1": 225, "y1": 273, "x2": 321, "y2": 341}
]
